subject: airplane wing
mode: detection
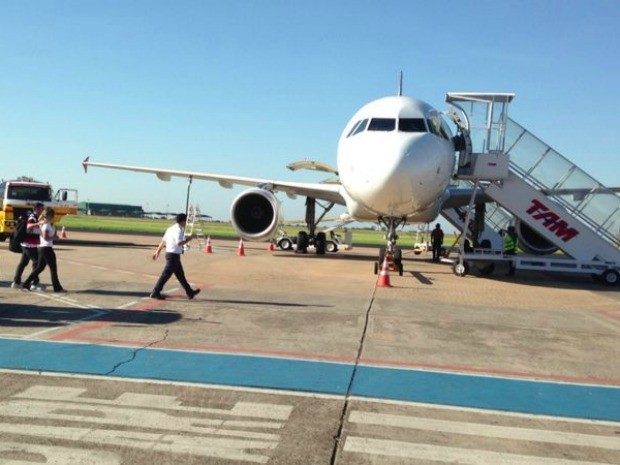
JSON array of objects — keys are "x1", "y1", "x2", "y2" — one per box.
[{"x1": 82, "y1": 157, "x2": 346, "y2": 205}]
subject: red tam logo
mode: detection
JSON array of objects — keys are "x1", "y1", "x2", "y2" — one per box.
[{"x1": 526, "y1": 199, "x2": 579, "y2": 242}]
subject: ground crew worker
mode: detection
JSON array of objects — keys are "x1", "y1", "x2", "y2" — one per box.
[
  {"x1": 12, "y1": 202, "x2": 44, "y2": 289},
  {"x1": 503, "y1": 225, "x2": 519, "y2": 276},
  {"x1": 430, "y1": 223, "x2": 444, "y2": 262},
  {"x1": 150, "y1": 213, "x2": 201, "y2": 300}
]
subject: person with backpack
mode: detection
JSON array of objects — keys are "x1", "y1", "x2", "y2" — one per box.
[
  {"x1": 22, "y1": 207, "x2": 65, "y2": 293},
  {"x1": 11, "y1": 202, "x2": 44, "y2": 290}
]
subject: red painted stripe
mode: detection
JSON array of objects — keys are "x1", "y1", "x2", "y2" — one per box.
[{"x1": 597, "y1": 310, "x2": 620, "y2": 322}]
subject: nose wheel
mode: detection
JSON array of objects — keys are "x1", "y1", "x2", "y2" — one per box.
[
  {"x1": 374, "y1": 216, "x2": 406, "y2": 276},
  {"x1": 374, "y1": 248, "x2": 404, "y2": 276}
]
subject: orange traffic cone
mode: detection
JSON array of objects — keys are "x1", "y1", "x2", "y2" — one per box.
[
  {"x1": 237, "y1": 238, "x2": 246, "y2": 256},
  {"x1": 268, "y1": 241, "x2": 275, "y2": 251},
  {"x1": 60, "y1": 226, "x2": 67, "y2": 239},
  {"x1": 204, "y1": 236, "x2": 213, "y2": 254},
  {"x1": 377, "y1": 256, "x2": 392, "y2": 287}
]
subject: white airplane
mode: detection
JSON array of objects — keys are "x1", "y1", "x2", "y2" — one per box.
[{"x1": 82, "y1": 93, "x2": 475, "y2": 269}]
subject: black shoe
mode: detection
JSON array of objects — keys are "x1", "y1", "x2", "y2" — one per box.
[
  {"x1": 150, "y1": 293, "x2": 166, "y2": 300},
  {"x1": 188, "y1": 289, "x2": 201, "y2": 300}
]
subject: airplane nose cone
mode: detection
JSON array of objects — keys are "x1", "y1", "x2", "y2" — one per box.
[{"x1": 341, "y1": 134, "x2": 451, "y2": 216}]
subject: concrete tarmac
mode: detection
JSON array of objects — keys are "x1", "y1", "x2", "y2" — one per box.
[{"x1": 0, "y1": 232, "x2": 619, "y2": 464}]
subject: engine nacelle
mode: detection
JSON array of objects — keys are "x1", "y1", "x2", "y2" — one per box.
[
  {"x1": 230, "y1": 188, "x2": 282, "y2": 241},
  {"x1": 515, "y1": 220, "x2": 558, "y2": 255}
]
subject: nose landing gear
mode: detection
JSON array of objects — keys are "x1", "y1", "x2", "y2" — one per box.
[{"x1": 373, "y1": 216, "x2": 405, "y2": 276}]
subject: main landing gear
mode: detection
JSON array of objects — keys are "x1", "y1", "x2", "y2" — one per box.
[
  {"x1": 373, "y1": 217, "x2": 405, "y2": 276},
  {"x1": 292, "y1": 197, "x2": 335, "y2": 255}
]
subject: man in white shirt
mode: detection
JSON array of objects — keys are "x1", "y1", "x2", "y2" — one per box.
[{"x1": 150, "y1": 213, "x2": 201, "y2": 300}]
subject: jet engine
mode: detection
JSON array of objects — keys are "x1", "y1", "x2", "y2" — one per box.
[
  {"x1": 230, "y1": 188, "x2": 282, "y2": 241},
  {"x1": 515, "y1": 220, "x2": 558, "y2": 255}
]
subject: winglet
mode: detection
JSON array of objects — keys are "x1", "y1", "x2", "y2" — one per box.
[{"x1": 82, "y1": 156, "x2": 90, "y2": 173}]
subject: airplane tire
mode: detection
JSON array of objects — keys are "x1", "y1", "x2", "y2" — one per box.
[
  {"x1": 374, "y1": 262, "x2": 378, "y2": 275},
  {"x1": 601, "y1": 269, "x2": 619, "y2": 286},
  {"x1": 296, "y1": 231, "x2": 308, "y2": 254},
  {"x1": 453, "y1": 261, "x2": 469, "y2": 277},
  {"x1": 315, "y1": 232, "x2": 326, "y2": 255},
  {"x1": 398, "y1": 261, "x2": 404, "y2": 276}
]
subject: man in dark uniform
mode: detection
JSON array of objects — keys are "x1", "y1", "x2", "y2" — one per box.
[{"x1": 430, "y1": 223, "x2": 444, "y2": 262}]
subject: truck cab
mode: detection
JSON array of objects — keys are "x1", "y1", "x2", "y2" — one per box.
[{"x1": 0, "y1": 177, "x2": 78, "y2": 241}]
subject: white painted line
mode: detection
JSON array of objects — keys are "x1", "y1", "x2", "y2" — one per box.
[
  {"x1": 0, "y1": 368, "x2": 344, "y2": 401},
  {"x1": 117, "y1": 301, "x2": 137, "y2": 309},
  {"x1": 348, "y1": 396, "x2": 620, "y2": 427},
  {"x1": 16, "y1": 385, "x2": 293, "y2": 420},
  {"x1": 0, "y1": 441, "x2": 121, "y2": 464},
  {"x1": 349, "y1": 411, "x2": 620, "y2": 450},
  {"x1": 343, "y1": 437, "x2": 611, "y2": 464},
  {"x1": 0, "y1": 423, "x2": 275, "y2": 463},
  {"x1": 117, "y1": 270, "x2": 137, "y2": 275}
]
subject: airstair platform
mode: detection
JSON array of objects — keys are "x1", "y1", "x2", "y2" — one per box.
[{"x1": 444, "y1": 93, "x2": 619, "y2": 284}]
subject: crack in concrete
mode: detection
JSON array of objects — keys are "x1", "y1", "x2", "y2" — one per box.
[
  {"x1": 330, "y1": 288, "x2": 377, "y2": 465},
  {"x1": 105, "y1": 329, "x2": 170, "y2": 376}
]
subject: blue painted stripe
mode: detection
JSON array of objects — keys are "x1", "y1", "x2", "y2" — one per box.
[
  {"x1": 0, "y1": 338, "x2": 618, "y2": 421},
  {"x1": 353, "y1": 366, "x2": 620, "y2": 422}
]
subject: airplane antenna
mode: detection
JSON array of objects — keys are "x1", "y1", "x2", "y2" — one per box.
[{"x1": 398, "y1": 71, "x2": 403, "y2": 96}]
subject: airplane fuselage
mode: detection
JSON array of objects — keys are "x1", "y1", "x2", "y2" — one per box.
[{"x1": 337, "y1": 96, "x2": 455, "y2": 222}]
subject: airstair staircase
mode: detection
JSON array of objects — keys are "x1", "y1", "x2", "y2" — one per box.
[{"x1": 443, "y1": 93, "x2": 619, "y2": 283}]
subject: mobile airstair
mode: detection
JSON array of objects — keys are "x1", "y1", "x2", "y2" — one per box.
[{"x1": 444, "y1": 93, "x2": 620, "y2": 285}]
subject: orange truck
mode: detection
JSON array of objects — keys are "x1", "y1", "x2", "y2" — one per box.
[{"x1": 0, "y1": 177, "x2": 78, "y2": 241}]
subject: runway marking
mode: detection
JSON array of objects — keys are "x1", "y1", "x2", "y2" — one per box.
[
  {"x1": 0, "y1": 385, "x2": 291, "y2": 463},
  {"x1": 0, "y1": 338, "x2": 618, "y2": 421},
  {"x1": 343, "y1": 437, "x2": 611, "y2": 464},
  {"x1": 348, "y1": 411, "x2": 620, "y2": 450},
  {"x1": 0, "y1": 442, "x2": 122, "y2": 464},
  {"x1": 597, "y1": 310, "x2": 620, "y2": 323},
  {"x1": 117, "y1": 301, "x2": 138, "y2": 309}
]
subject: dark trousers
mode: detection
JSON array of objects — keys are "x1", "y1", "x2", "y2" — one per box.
[
  {"x1": 505, "y1": 250, "x2": 516, "y2": 275},
  {"x1": 23, "y1": 247, "x2": 62, "y2": 291},
  {"x1": 152, "y1": 253, "x2": 193, "y2": 296},
  {"x1": 13, "y1": 247, "x2": 39, "y2": 284},
  {"x1": 432, "y1": 242, "x2": 443, "y2": 261}
]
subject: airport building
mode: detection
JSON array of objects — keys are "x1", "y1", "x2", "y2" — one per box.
[{"x1": 78, "y1": 202, "x2": 145, "y2": 218}]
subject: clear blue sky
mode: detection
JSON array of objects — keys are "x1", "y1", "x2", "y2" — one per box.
[{"x1": 1, "y1": 0, "x2": 618, "y2": 222}]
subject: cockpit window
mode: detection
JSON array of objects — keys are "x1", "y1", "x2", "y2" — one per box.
[
  {"x1": 347, "y1": 119, "x2": 368, "y2": 137},
  {"x1": 352, "y1": 119, "x2": 368, "y2": 136},
  {"x1": 427, "y1": 115, "x2": 450, "y2": 140},
  {"x1": 368, "y1": 118, "x2": 395, "y2": 131},
  {"x1": 399, "y1": 118, "x2": 427, "y2": 132}
]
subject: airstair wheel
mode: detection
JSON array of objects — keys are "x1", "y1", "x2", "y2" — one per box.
[
  {"x1": 601, "y1": 269, "x2": 619, "y2": 286},
  {"x1": 453, "y1": 261, "x2": 469, "y2": 277}
]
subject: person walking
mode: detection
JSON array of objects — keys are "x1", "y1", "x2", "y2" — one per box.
[
  {"x1": 430, "y1": 223, "x2": 444, "y2": 262},
  {"x1": 22, "y1": 207, "x2": 65, "y2": 293},
  {"x1": 503, "y1": 225, "x2": 519, "y2": 276},
  {"x1": 150, "y1": 213, "x2": 201, "y2": 300},
  {"x1": 12, "y1": 202, "x2": 44, "y2": 289}
]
